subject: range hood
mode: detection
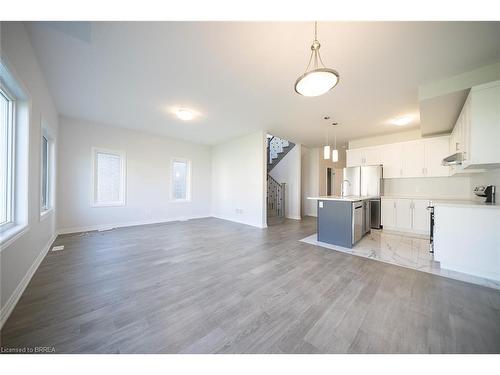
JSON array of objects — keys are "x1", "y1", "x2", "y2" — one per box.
[{"x1": 442, "y1": 152, "x2": 463, "y2": 166}]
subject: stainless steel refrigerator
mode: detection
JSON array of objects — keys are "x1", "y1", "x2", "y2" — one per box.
[{"x1": 342, "y1": 165, "x2": 383, "y2": 229}]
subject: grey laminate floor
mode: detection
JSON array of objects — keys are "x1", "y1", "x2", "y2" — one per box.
[{"x1": 1, "y1": 217, "x2": 500, "y2": 353}]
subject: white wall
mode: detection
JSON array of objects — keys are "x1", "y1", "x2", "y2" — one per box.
[
  {"x1": 269, "y1": 144, "x2": 301, "y2": 220},
  {"x1": 211, "y1": 131, "x2": 267, "y2": 228},
  {"x1": 57, "y1": 116, "x2": 212, "y2": 232},
  {"x1": 0, "y1": 22, "x2": 59, "y2": 326},
  {"x1": 301, "y1": 147, "x2": 319, "y2": 217},
  {"x1": 383, "y1": 176, "x2": 472, "y2": 199}
]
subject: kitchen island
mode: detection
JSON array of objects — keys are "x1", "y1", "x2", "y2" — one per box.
[{"x1": 308, "y1": 196, "x2": 379, "y2": 248}]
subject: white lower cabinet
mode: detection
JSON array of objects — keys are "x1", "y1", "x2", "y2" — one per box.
[
  {"x1": 381, "y1": 199, "x2": 397, "y2": 229},
  {"x1": 412, "y1": 199, "x2": 431, "y2": 233},
  {"x1": 395, "y1": 199, "x2": 413, "y2": 231},
  {"x1": 381, "y1": 198, "x2": 430, "y2": 235}
]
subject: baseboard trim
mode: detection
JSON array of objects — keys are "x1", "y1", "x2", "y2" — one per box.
[
  {"x1": 57, "y1": 215, "x2": 212, "y2": 235},
  {"x1": 0, "y1": 232, "x2": 57, "y2": 329}
]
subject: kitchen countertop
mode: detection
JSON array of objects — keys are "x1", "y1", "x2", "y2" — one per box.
[
  {"x1": 381, "y1": 195, "x2": 499, "y2": 209},
  {"x1": 431, "y1": 200, "x2": 500, "y2": 209},
  {"x1": 307, "y1": 195, "x2": 380, "y2": 202}
]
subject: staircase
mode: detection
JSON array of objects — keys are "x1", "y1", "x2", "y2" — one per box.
[
  {"x1": 266, "y1": 135, "x2": 295, "y2": 219},
  {"x1": 267, "y1": 136, "x2": 295, "y2": 173}
]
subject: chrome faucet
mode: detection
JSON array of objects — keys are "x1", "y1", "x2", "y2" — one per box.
[{"x1": 341, "y1": 179, "x2": 351, "y2": 197}]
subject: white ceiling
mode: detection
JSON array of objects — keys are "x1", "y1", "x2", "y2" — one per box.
[{"x1": 26, "y1": 21, "x2": 500, "y2": 146}]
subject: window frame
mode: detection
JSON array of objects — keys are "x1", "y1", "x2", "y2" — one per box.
[
  {"x1": 40, "y1": 119, "x2": 55, "y2": 219},
  {"x1": 0, "y1": 86, "x2": 15, "y2": 231},
  {"x1": 91, "y1": 147, "x2": 126, "y2": 208},
  {"x1": 170, "y1": 157, "x2": 191, "y2": 202}
]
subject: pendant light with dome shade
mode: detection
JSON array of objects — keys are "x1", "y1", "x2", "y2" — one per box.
[{"x1": 295, "y1": 22, "x2": 340, "y2": 97}]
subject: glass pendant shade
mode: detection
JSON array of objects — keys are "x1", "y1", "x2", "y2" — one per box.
[
  {"x1": 323, "y1": 145, "x2": 331, "y2": 160},
  {"x1": 295, "y1": 68, "x2": 339, "y2": 97},
  {"x1": 331, "y1": 149, "x2": 339, "y2": 162},
  {"x1": 295, "y1": 22, "x2": 339, "y2": 97}
]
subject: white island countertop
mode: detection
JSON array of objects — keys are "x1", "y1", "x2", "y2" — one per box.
[{"x1": 307, "y1": 195, "x2": 380, "y2": 202}]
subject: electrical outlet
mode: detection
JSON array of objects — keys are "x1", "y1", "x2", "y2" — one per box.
[
  {"x1": 319, "y1": 201, "x2": 324, "y2": 208},
  {"x1": 235, "y1": 208, "x2": 244, "y2": 214}
]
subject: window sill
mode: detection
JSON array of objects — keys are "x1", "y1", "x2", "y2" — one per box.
[
  {"x1": 40, "y1": 207, "x2": 54, "y2": 222},
  {"x1": 0, "y1": 223, "x2": 30, "y2": 250}
]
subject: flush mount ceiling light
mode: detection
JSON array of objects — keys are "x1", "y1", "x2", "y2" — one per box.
[
  {"x1": 295, "y1": 22, "x2": 340, "y2": 97},
  {"x1": 391, "y1": 115, "x2": 413, "y2": 126},
  {"x1": 175, "y1": 108, "x2": 195, "y2": 121}
]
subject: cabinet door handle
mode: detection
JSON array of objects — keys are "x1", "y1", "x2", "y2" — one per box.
[{"x1": 456, "y1": 142, "x2": 459, "y2": 151}]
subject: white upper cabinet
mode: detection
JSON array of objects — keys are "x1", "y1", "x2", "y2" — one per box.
[
  {"x1": 346, "y1": 147, "x2": 380, "y2": 167},
  {"x1": 467, "y1": 81, "x2": 500, "y2": 167},
  {"x1": 379, "y1": 143, "x2": 403, "y2": 178},
  {"x1": 346, "y1": 148, "x2": 363, "y2": 167},
  {"x1": 447, "y1": 80, "x2": 500, "y2": 171},
  {"x1": 348, "y1": 136, "x2": 450, "y2": 179},
  {"x1": 424, "y1": 137, "x2": 451, "y2": 177},
  {"x1": 362, "y1": 147, "x2": 381, "y2": 166},
  {"x1": 403, "y1": 140, "x2": 425, "y2": 178}
]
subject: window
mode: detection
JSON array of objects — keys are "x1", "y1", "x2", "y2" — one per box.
[
  {"x1": 1, "y1": 60, "x2": 29, "y2": 246},
  {"x1": 0, "y1": 87, "x2": 14, "y2": 229},
  {"x1": 171, "y1": 158, "x2": 191, "y2": 201},
  {"x1": 41, "y1": 135, "x2": 49, "y2": 210},
  {"x1": 40, "y1": 123, "x2": 54, "y2": 216},
  {"x1": 92, "y1": 148, "x2": 126, "y2": 207}
]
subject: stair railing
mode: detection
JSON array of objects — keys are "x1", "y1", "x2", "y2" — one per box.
[
  {"x1": 268, "y1": 136, "x2": 290, "y2": 165},
  {"x1": 267, "y1": 174, "x2": 285, "y2": 217}
]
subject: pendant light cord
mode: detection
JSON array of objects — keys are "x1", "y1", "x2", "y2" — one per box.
[{"x1": 303, "y1": 21, "x2": 326, "y2": 74}]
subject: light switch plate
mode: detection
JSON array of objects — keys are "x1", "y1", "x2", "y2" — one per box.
[
  {"x1": 51, "y1": 245, "x2": 65, "y2": 252},
  {"x1": 319, "y1": 201, "x2": 324, "y2": 208}
]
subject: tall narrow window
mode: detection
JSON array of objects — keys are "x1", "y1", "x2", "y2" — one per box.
[
  {"x1": 92, "y1": 148, "x2": 126, "y2": 206},
  {"x1": 40, "y1": 118, "x2": 55, "y2": 217},
  {"x1": 0, "y1": 88, "x2": 14, "y2": 228},
  {"x1": 41, "y1": 135, "x2": 49, "y2": 209},
  {"x1": 171, "y1": 158, "x2": 191, "y2": 201}
]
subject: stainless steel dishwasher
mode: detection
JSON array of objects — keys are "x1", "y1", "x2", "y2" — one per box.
[{"x1": 352, "y1": 201, "x2": 364, "y2": 245}]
